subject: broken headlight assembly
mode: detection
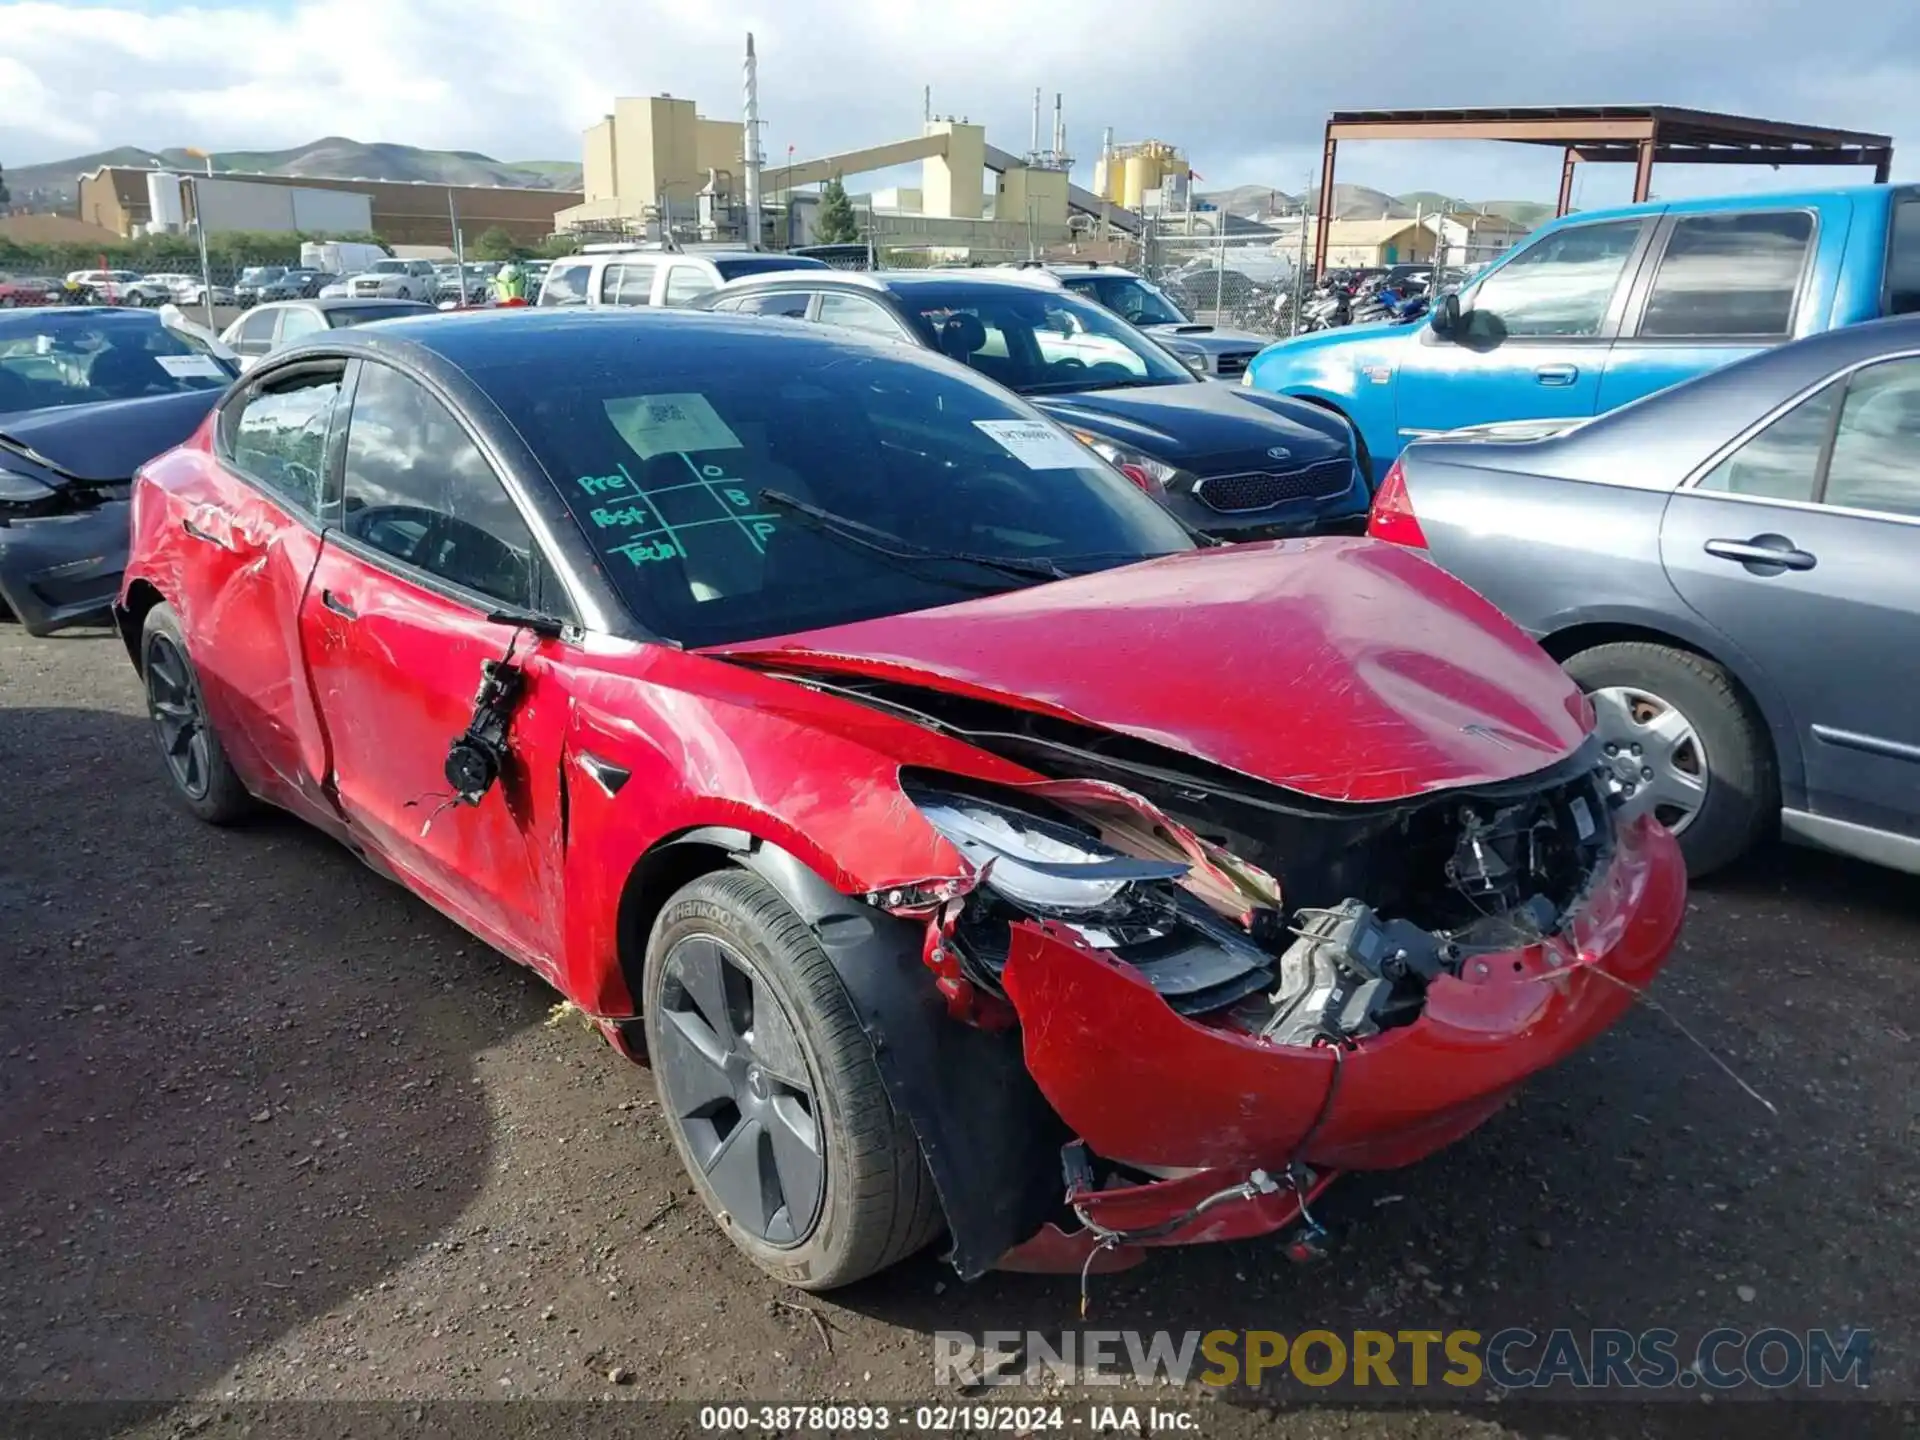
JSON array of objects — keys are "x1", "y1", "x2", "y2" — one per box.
[
  {"x1": 905, "y1": 779, "x2": 1280, "y2": 1018},
  {"x1": 910, "y1": 786, "x2": 1187, "y2": 915},
  {"x1": 0, "y1": 469, "x2": 61, "y2": 520}
]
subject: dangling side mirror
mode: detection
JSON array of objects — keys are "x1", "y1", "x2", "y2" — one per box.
[{"x1": 1430, "y1": 291, "x2": 1461, "y2": 339}]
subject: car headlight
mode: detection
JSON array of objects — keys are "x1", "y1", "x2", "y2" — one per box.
[
  {"x1": 1240, "y1": 366, "x2": 1254, "y2": 387},
  {"x1": 0, "y1": 469, "x2": 55, "y2": 504},
  {"x1": 1179, "y1": 351, "x2": 1209, "y2": 374},
  {"x1": 911, "y1": 788, "x2": 1187, "y2": 915},
  {"x1": 1066, "y1": 429, "x2": 1181, "y2": 498}
]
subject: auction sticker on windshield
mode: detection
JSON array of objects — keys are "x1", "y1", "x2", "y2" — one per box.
[
  {"x1": 974, "y1": 418, "x2": 1092, "y2": 471},
  {"x1": 604, "y1": 393, "x2": 743, "y2": 461},
  {"x1": 153, "y1": 354, "x2": 226, "y2": 379}
]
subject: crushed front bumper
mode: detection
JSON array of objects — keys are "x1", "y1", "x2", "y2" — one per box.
[
  {"x1": 990, "y1": 814, "x2": 1685, "y2": 1269},
  {"x1": 0, "y1": 501, "x2": 129, "y2": 636}
]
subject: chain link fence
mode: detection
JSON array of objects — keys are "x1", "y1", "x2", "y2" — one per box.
[{"x1": 1137, "y1": 228, "x2": 1298, "y2": 337}]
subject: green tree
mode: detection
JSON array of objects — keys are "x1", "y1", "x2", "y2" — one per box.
[
  {"x1": 472, "y1": 226, "x2": 520, "y2": 262},
  {"x1": 814, "y1": 176, "x2": 859, "y2": 245}
]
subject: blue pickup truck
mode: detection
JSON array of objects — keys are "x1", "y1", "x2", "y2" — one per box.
[{"x1": 1245, "y1": 183, "x2": 1920, "y2": 483}]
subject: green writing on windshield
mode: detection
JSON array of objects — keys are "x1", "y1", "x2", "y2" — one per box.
[{"x1": 575, "y1": 442, "x2": 784, "y2": 582}]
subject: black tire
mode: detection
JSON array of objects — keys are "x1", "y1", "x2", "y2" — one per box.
[
  {"x1": 643, "y1": 869, "x2": 942, "y2": 1290},
  {"x1": 139, "y1": 602, "x2": 254, "y2": 825},
  {"x1": 1563, "y1": 641, "x2": 1775, "y2": 878}
]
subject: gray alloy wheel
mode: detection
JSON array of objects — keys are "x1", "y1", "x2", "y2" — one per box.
[
  {"x1": 642, "y1": 870, "x2": 942, "y2": 1289},
  {"x1": 144, "y1": 629, "x2": 213, "y2": 802},
  {"x1": 1564, "y1": 641, "x2": 1775, "y2": 878},
  {"x1": 652, "y1": 931, "x2": 826, "y2": 1248},
  {"x1": 1587, "y1": 683, "x2": 1709, "y2": 835},
  {"x1": 138, "y1": 601, "x2": 254, "y2": 825}
]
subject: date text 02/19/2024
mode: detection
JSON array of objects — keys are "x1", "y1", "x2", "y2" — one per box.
[{"x1": 695, "y1": 1403, "x2": 1198, "y2": 1432}]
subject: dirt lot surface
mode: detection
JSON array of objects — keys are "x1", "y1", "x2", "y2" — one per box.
[{"x1": 2, "y1": 623, "x2": 1916, "y2": 1439}]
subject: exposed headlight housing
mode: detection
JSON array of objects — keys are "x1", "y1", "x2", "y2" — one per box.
[
  {"x1": 0, "y1": 469, "x2": 56, "y2": 505},
  {"x1": 910, "y1": 787, "x2": 1187, "y2": 915},
  {"x1": 1066, "y1": 429, "x2": 1181, "y2": 500}
]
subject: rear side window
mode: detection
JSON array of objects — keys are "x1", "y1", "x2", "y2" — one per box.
[
  {"x1": 817, "y1": 292, "x2": 907, "y2": 339},
  {"x1": 1822, "y1": 357, "x2": 1920, "y2": 518},
  {"x1": 225, "y1": 367, "x2": 345, "y2": 514},
  {"x1": 539, "y1": 262, "x2": 592, "y2": 307},
  {"x1": 1463, "y1": 219, "x2": 1645, "y2": 339},
  {"x1": 340, "y1": 363, "x2": 536, "y2": 607},
  {"x1": 1696, "y1": 380, "x2": 1838, "y2": 503},
  {"x1": 1637, "y1": 212, "x2": 1814, "y2": 339},
  {"x1": 602, "y1": 262, "x2": 657, "y2": 306},
  {"x1": 1887, "y1": 200, "x2": 1920, "y2": 317},
  {"x1": 277, "y1": 308, "x2": 326, "y2": 344},
  {"x1": 663, "y1": 264, "x2": 716, "y2": 307},
  {"x1": 232, "y1": 308, "x2": 280, "y2": 357},
  {"x1": 737, "y1": 290, "x2": 812, "y2": 318}
]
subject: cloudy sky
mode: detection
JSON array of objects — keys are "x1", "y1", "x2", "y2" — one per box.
[{"x1": 4, "y1": 0, "x2": 1916, "y2": 205}]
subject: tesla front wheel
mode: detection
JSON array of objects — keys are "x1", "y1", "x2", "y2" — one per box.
[
  {"x1": 1565, "y1": 641, "x2": 1774, "y2": 878},
  {"x1": 643, "y1": 869, "x2": 941, "y2": 1290},
  {"x1": 140, "y1": 602, "x2": 253, "y2": 825}
]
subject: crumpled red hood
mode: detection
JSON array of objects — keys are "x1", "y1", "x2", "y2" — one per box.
[{"x1": 703, "y1": 537, "x2": 1591, "y2": 804}]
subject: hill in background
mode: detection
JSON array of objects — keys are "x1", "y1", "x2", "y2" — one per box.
[
  {"x1": 9, "y1": 134, "x2": 1553, "y2": 228},
  {"x1": 6, "y1": 138, "x2": 583, "y2": 213}
]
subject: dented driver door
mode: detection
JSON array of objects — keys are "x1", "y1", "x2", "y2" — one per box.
[
  {"x1": 173, "y1": 360, "x2": 345, "y2": 831},
  {"x1": 298, "y1": 360, "x2": 568, "y2": 977}
]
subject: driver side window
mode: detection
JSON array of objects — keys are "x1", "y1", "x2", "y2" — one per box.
[
  {"x1": 340, "y1": 363, "x2": 536, "y2": 607},
  {"x1": 1463, "y1": 219, "x2": 1646, "y2": 340}
]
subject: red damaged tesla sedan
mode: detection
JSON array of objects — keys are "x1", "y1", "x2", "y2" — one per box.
[{"x1": 117, "y1": 309, "x2": 1686, "y2": 1289}]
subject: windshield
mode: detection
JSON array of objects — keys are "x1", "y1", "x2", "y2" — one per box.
[
  {"x1": 1066, "y1": 275, "x2": 1189, "y2": 327},
  {"x1": 370, "y1": 260, "x2": 410, "y2": 274},
  {"x1": 239, "y1": 267, "x2": 284, "y2": 284},
  {"x1": 477, "y1": 328, "x2": 1192, "y2": 645},
  {"x1": 897, "y1": 283, "x2": 1195, "y2": 395},
  {"x1": 0, "y1": 313, "x2": 233, "y2": 415}
]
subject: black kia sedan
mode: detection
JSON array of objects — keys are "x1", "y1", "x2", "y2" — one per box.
[{"x1": 696, "y1": 270, "x2": 1368, "y2": 541}]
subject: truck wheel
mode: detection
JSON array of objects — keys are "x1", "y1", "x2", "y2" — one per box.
[
  {"x1": 644, "y1": 870, "x2": 942, "y2": 1290},
  {"x1": 1564, "y1": 641, "x2": 1775, "y2": 878}
]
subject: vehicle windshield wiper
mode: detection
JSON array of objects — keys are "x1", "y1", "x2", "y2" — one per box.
[
  {"x1": 1022, "y1": 375, "x2": 1172, "y2": 395},
  {"x1": 759, "y1": 489, "x2": 1070, "y2": 583}
]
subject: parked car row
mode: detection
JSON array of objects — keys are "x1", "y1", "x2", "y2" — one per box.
[{"x1": 7, "y1": 186, "x2": 1917, "y2": 1300}]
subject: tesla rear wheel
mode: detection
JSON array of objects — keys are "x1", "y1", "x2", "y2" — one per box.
[
  {"x1": 643, "y1": 870, "x2": 941, "y2": 1290},
  {"x1": 140, "y1": 602, "x2": 253, "y2": 825},
  {"x1": 1565, "y1": 641, "x2": 1774, "y2": 878}
]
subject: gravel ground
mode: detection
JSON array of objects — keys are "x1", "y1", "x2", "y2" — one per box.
[{"x1": 1, "y1": 622, "x2": 1916, "y2": 1439}]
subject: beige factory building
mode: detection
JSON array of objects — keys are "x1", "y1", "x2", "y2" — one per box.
[{"x1": 555, "y1": 92, "x2": 1139, "y2": 257}]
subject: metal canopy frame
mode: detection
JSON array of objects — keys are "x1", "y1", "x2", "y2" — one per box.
[{"x1": 1312, "y1": 105, "x2": 1894, "y2": 278}]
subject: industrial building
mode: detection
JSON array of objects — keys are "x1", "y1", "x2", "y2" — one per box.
[
  {"x1": 554, "y1": 50, "x2": 1144, "y2": 259},
  {"x1": 75, "y1": 167, "x2": 584, "y2": 245},
  {"x1": 137, "y1": 172, "x2": 373, "y2": 238}
]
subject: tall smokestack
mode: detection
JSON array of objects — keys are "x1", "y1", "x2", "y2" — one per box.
[
  {"x1": 923, "y1": 84, "x2": 931, "y2": 126},
  {"x1": 1031, "y1": 88, "x2": 1041, "y2": 154},
  {"x1": 742, "y1": 33, "x2": 763, "y2": 247},
  {"x1": 1053, "y1": 92, "x2": 1064, "y2": 156}
]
